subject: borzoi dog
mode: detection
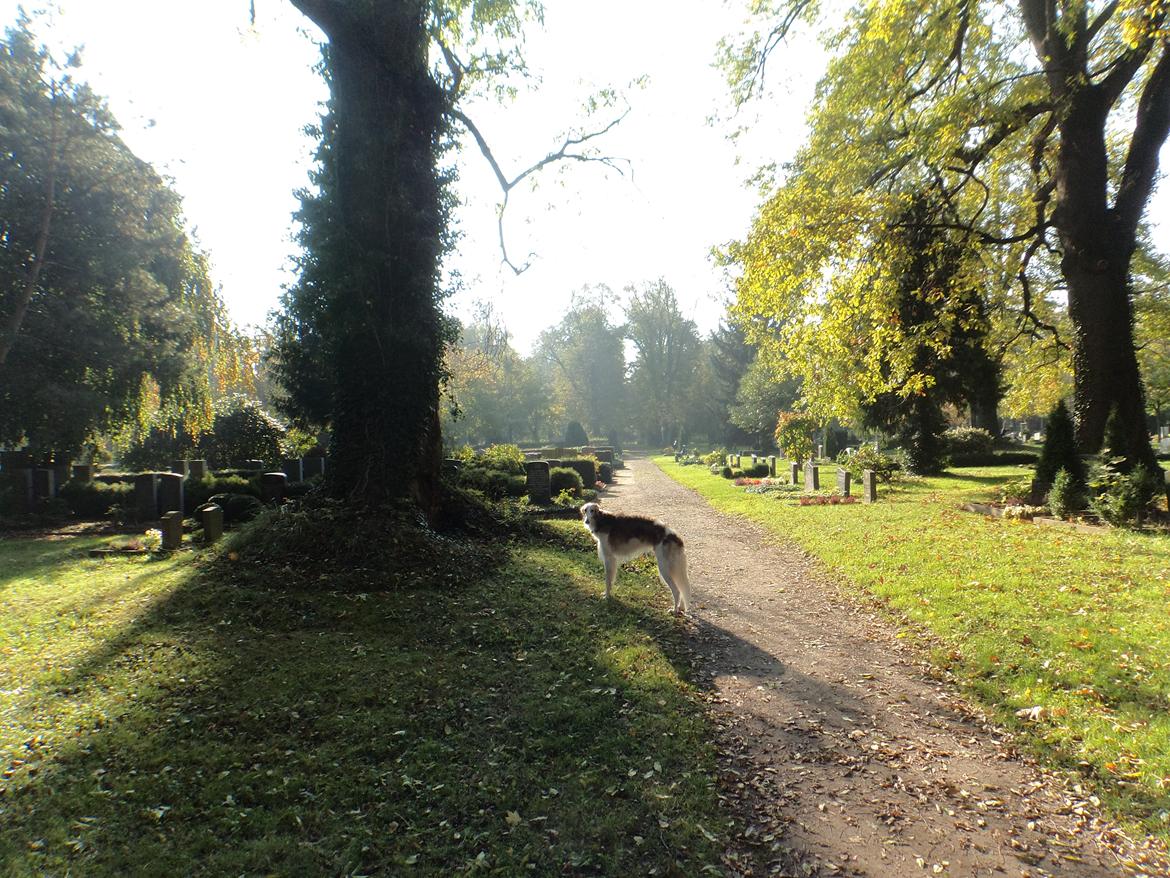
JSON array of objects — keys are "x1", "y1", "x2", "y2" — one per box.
[{"x1": 579, "y1": 502, "x2": 691, "y2": 615}]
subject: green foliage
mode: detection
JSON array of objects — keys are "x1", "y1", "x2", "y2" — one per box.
[
  {"x1": 457, "y1": 466, "x2": 526, "y2": 500},
  {"x1": 0, "y1": 20, "x2": 253, "y2": 457},
  {"x1": 720, "y1": 465, "x2": 733, "y2": 479},
  {"x1": 206, "y1": 493, "x2": 263, "y2": 524},
  {"x1": 56, "y1": 480, "x2": 133, "y2": 518},
  {"x1": 998, "y1": 477, "x2": 1035, "y2": 505},
  {"x1": 943, "y1": 427, "x2": 995, "y2": 456},
  {"x1": 564, "y1": 420, "x2": 589, "y2": 447},
  {"x1": 598, "y1": 462, "x2": 613, "y2": 483},
  {"x1": 773, "y1": 411, "x2": 817, "y2": 462},
  {"x1": 836, "y1": 445, "x2": 901, "y2": 484},
  {"x1": 201, "y1": 398, "x2": 286, "y2": 469},
  {"x1": 1047, "y1": 468, "x2": 1084, "y2": 519},
  {"x1": 1037, "y1": 400, "x2": 1085, "y2": 486},
  {"x1": 560, "y1": 457, "x2": 597, "y2": 488},
  {"x1": 1090, "y1": 460, "x2": 1163, "y2": 528},
  {"x1": 702, "y1": 448, "x2": 728, "y2": 467},
  {"x1": 183, "y1": 475, "x2": 258, "y2": 513},
  {"x1": 549, "y1": 466, "x2": 584, "y2": 497},
  {"x1": 480, "y1": 443, "x2": 525, "y2": 474},
  {"x1": 728, "y1": 356, "x2": 799, "y2": 448}
]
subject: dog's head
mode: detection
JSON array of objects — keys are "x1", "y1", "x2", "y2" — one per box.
[{"x1": 579, "y1": 501, "x2": 601, "y2": 532}]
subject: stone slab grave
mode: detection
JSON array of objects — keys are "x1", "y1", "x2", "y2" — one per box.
[
  {"x1": 161, "y1": 511, "x2": 183, "y2": 550},
  {"x1": 135, "y1": 473, "x2": 159, "y2": 520},
  {"x1": 52, "y1": 463, "x2": 70, "y2": 492},
  {"x1": 201, "y1": 504, "x2": 224, "y2": 543},
  {"x1": 863, "y1": 469, "x2": 877, "y2": 503},
  {"x1": 282, "y1": 458, "x2": 304, "y2": 482},
  {"x1": 768, "y1": 455, "x2": 777, "y2": 477},
  {"x1": 303, "y1": 456, "x2": 325, "y2": 478},
  {"x1": 157, "y1": 472, "x2": 183, "y2": 516},
  {"x1": 170, "y1": 460, "x2": 189, "y2": 476},
  {"x1": 32, "y1": 468, "x2": 55, "y2": 500},
  {"x1": 187, "y1": 459, "x2": 208, "y2": 479},
  {"x1": 837, "y1": 468, "x2": 851, "y2": 497},
  {"x1": 790, "y1": 461, "x2": 800, "y2": 484},
  {"x1": 261, "y1": 472, "x2": 287, "y2": 502},
  {"x1": 803, "y1": 461, "x2": 819, "y2": 492},
  {"x1": 525, "y1": 460, "x2": 551, "y2": 505}
]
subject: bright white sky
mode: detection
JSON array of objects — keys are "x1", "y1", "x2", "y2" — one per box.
[{"x1": 4, "y1": 1, "x2": 1169, "y2": 354}]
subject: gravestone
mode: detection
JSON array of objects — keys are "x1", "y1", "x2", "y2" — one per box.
[
  {"x1": 594, "y1": 449, "x2": 613, "y2": 465},
  {"x1": 768, "y1": 455, "x2": 777, "y2": 477},
  {"x1": 71, "y1": 464, "x2": 94, "y2": 482},
  {"x1": 11, "y1": 468, "x2": 33, "y2": 510},
  {"x1": 734, "y1": 454, "x2": 742, "y2": 467},
  {"x1": 546, "y1": 459, "x2": 563, "y2": 469},
  {"x1": 32, "y1": 468, "x2": 55, "y2": 500},
  {"x1": 282, "y1": 458, "x2": 304, "y2": 482},
  {"x1": 157, "y1": 472, "x2": 183, "y2": 515},
  {"x1": 261, "y1": 472, "x2": 287, "y2": 502},
  {"x1": 200, "y1": 504, "x2": 224, "y2": 543},
  {"x1": 790, "y1": 461, "x2": 800, "y2": 484},
  {"x1": 803, "y1": 462, "x2": 819, "y2": 492},
  {"x1": 751, "y1": 454, "x2": 758, "y2": 468},
  {"x1": 238, "y1": 459, "x2": 265, "y2": 471},
  {"x1": 170, "y1": 460, "x2": 188, "y2": 476},
  {"x1": 727, "y1": 454, "x2": 735, "y2": 469},
  {"x1": 135, "y1": 473, "x2": 159, "y2": 520},
  {"x1": 52, "y1": 463, "x2": 70, "y2": 493},
  {"x1": 863, "y1": 469, "x2": 877, "y2": 503},
  {"x1": 302, "y1": 457, "x2": 325, "y2": 478},
  {"x1": 837, "y1": 468, "x2": 851, "y2": 497},
  {"x1": 160, "y1": 511, "x2": 183, "y2": 551},
  {"x1": 525, "y1": 461, "x2": 551, "y2": 505},
  {"x1": 187, "y1": 459, "x2": 208, "y2": 480},
  {"x1": 817, "y1": 443, "x2": 824, "y2": 460}
]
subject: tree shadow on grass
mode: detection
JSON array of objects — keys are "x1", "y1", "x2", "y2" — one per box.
[{"x1": 0, "y1": 533, "x2": 730, "y2": 877}]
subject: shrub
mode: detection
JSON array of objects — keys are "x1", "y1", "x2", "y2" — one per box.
[
  {"x1": 1036, "y1": 400, "x2": 1085, "y2": 486},
  {"x1": 998, "y1": 476, "x2": 1035, "y2": 504},
  {"x1": 207, "y1": 493, "x2": 264, "y2": 524},
  {"x1": 943, "y1": 426, "x2": 995, "y2": 456},
  {"x1": 481, "y1": 444, "x2": 525, "y2": 474},
  {"x1": 702, "y1": 448, "x2": 728, "y2": 467},
  {"x1": 720, "y1": 465, "x2": 733, "y2": 479},
  {"x1": 549, "y1": 466, "x2": 584, "y2": 497},
  {"x1": 201, "y1": 397, "x2": 286, "y2": 468},
  {"x1": 598, "y1": 462, "x2": 613, "y2": 483},
  {"x1": 560, "y1": 457, "x2": 597, "y2": 487},
  {"x1": 184, "y1": 475, "x2": 258, "y2": 513},
  {"x1": 58, "y1": 480, "x2": 134, "y2": 518},
  {"x1": 564, "y1": 421, "x2": 589, "y2": 447},
  {"x1": 458, "y1": 466, "x2": 526, "y2": 499},
  {"x1": 836, "y1": 446, "x2": 901, "y2": 484},
  {"x1": 774, "y1": 412, "x2": 818, "y2": 462},
  {"x1": 747, "y1": 463, "x2": 771, "y2": 478},
  {"x1": 1090, "y1": 462, "x2": 1163, "y2": 527},
  {"x1": 949, "y1": 451, "x2": 1038, "y2": 467},
  {"x1": 1047, "y1": 467, "x2": 1084, "y2": 519}
]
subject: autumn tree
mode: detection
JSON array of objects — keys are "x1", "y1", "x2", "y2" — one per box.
[{"x1": 724, "y1": 0, "x2": 1170, "y2": 468}]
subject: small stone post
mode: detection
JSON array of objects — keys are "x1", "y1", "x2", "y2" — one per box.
[
  {"x1": 803, "y1": 462, "x2": 820, "y2": 492},
  {"x1": 160, "y1": 510, "x2": 183, "y2": 550},
  {"x1": 135, "y1": 473, "x2": 159, "y2": 520},
  {"x1": 863, "y1": 469, "x2": 877, "y2": 503},
  {"x1": 170, "y1": 460, "x2": 188, "y2": 476},
  {"x1": 157, "y1": 472, "x2": 183, "y2": 516},
  {"x1": 187, "y1": 459, "x2": 208, "y2": 480},
  {"x1": 32, "y1": 468, "x2": 55, "y2": 501},
  {"x1": 837, "y1": 468, "x2": 851, "y2": 497},
  {"x1": 817, "y1": 443, "x2": 824, "y2": 460},
  {"x1": 282, "y1": 458, "x2": 304, "y2": 483},
  {"x1": 261, "y1": 472, "x2": 287, "y2": 502},
  {"x1": 790, "y1": 461, "x2": 800, "y2": 484},
  {"x1": 525, "y1": 461, "x2": 551, "y2": 505},
  {"x1": 200, "y1": 504, "x2": 224, "y2": 543},
  {"x1": 768, "y1": 455, "x2": 777, "y2": 477}
]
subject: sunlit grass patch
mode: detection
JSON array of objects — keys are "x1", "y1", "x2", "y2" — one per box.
[
  {"x1": 656, "y1": 456, "x2": 1170, "y2": 840},
  {"x1": 0, "y1": 521, "x2": 724, "y2": 875}
]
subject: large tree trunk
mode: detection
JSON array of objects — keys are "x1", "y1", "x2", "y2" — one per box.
[
  {"x1": 1052, "y1": 94, "x2": 1157, "y2": 469},
  {"x1": 968, "y1": 389, "x2": 999, "y2": 436},
  {"x1": 291, "y1": 0, "x2": 447, "y2": 516}
]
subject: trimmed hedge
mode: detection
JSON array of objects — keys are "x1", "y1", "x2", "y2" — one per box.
[
  {"x1": 949, "y1": 451, "x2": 1038, "y2": 467},
  {"x1": 207, "y1": 493, "x2": 263, "y2": 524},
  {"x1": 560, "y1": 458, "x2": 597, "y2": 487},
  {"x1": 57, "y1": 480, "x2": 134, "y2": 518},
  {"x1": 598, "y1": 462, "x2": 613, "y2": 483},
  {"x1": 458, "y1": 466, "x2": 526, "y2": 499},
  {"x1": 184, "y1": 475, "x2": 259, "y2": 513},
  {"x1": 550, "y1": 467, "x2": 584, "y2": 496}
]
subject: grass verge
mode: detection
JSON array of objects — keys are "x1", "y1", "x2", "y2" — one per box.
[
  {"x1": 655, "y1": 456, "x2": 1170, "y2": 839},
  {"x1": 0, "y1": 522, "x2": 724, "y2": 875}
]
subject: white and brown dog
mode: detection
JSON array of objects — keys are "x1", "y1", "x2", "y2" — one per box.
[{"x1": 579, "y1": 502, "x2": 691, "y2": 615}]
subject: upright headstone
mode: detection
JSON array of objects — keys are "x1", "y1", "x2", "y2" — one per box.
[
  {"x1": 734, "y1": 454, "x2": 742, "y2": 468},
  {"x1": 768, "y1": 455, "x2": 777, "y2": 477},
  {"x1": 160, "y1": 510, "x2": 183, "y2": 550},
  {"x1": 816, "y1": 443, "x2": 824, "y2": 460},
  {"x1": 302, "y1": 456, "x2": 326, "y2": 478},
  {"x1": 135, "y1": 473, "x2": 159, "y2": 520},
  {"x1": 790, "y1": 461, "x2": 800, "y2": 484},
  {"x1": 200, "y1": 504, "x2": 224, "y2": 543},
  {"x1": 727, "y1": 454, "x2": 735, "y2": 469},
  {"x1": 12, "y1": 468, "x2": 33, "y2": 511},
  {"x1": 51, "y1": 463, "x2": 70, "y2": 494},
  {"x1": 525, "y1": 460, "x2": 551, "y2": 505},
  {"x1": 751, "y1": 454, "x2": 758, "y2": 469},
  {"x1": 157, "y1": 472, "x2": 183, "y2": 515},
  {"x1": 803, "y1": 462, "x2": 820, "y2": 492},
  {"x1": 242, "y1": 459, "x2": 265, "y2": 471},
  {"x1": 187, "y1": 459, "x2": 208, "y2": 480},
  {"x1": 261, "y1": 472, "x2": 287, "y2": 502},
  {"x1": 837, "y1": 468, "x2": 851, "y2": 497},
  {"x1": 170, "y1": 460, "x2": 189, "y2": 476},
  {"x1": 32, "y1": 468, "x2": 55, "y2": 501},
  {"x1": 594, "y1": 449, "x2": 613, "y2": 465},
  {"x1": 862, "y1": 469, "x2": 877, "y2": 503},
  {"x1": 282, "y1": 458, "x2": 304, "y2": 483},
  {"x1": 71, "y1": 464, "x2": 94, "y2": 483}
]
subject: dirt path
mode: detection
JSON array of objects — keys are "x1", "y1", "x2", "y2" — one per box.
[{"x1": 604, "y1": 457, "x2": 1164, "y2": 878}]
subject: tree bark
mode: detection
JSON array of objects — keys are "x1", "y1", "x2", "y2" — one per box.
[{"x1": 290, "y1": 0, "x2": 447, "y2": 516}]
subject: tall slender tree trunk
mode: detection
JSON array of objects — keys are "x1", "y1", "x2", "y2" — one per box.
[{"x1": 291, "y1": 0, "x2": 447, "y2": 516}]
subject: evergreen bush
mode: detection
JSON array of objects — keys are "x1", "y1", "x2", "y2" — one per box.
[
  {"x1": 549, "y1": 467, "x2": 584, "y2": 496},
  {"x1": 720, "y1": 466, "x2": 733, "y2": 479},
  {"x1": 57, "y1": 480, "x2": 134, "y2": 518},
  {"x1": 564, "y1": 421, "x2": 589, "y2": 447},
  {"x1": 943, "y1": 426, "x2": 995, "y2": 456},
  {"x1": 1036, "y1": 400, "x2": 1084, "y2": 486},
  {"x1": 1047, "y1": 468, "x2": 1084, "y2": 519}
]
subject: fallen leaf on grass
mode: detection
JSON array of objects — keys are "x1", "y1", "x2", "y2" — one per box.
[{"x1": 505, "y1": 810, "x2": 521, "y2": 826}]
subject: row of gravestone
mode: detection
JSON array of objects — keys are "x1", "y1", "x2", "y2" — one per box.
[
  {"x1": 521, "y1": 447, "x2": 617, "y2": 506},
  {"x1": 524, "y1": 447, "x2": 616, "y2": 466},
  {"x1": 726, "y1": 453, "x2": 878, "y2": 503}
]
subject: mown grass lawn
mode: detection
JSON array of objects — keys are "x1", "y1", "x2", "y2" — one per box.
[
  {"x1": 0, "y1": 522, "x2": 725, "y2": 875},
  {"x1": 655, "y1": 456, "x2": 1170, "y2": 839}
]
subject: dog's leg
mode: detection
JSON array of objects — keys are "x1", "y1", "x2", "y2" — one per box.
[
  {"x1": 655, "y1": 544, "x2": 682, "y2": 615},
  {"x1": 602, "y1": 545, "x2": 618, "y2": 601},
  {"x1": 671, "y1": 546, "x2": 691, "y2": 614}
]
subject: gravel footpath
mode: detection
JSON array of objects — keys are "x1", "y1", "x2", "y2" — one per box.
[{"x1": 602, "y1": 456, "x2": 1166, "y2": 878}]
